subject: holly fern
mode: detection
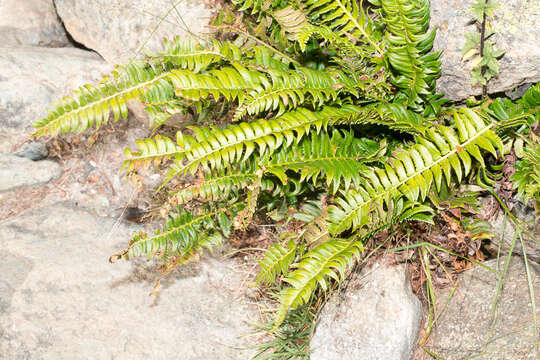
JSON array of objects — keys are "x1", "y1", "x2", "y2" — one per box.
[{"x1": 32, "y1": 0, "x2": 536, "y2": 333}]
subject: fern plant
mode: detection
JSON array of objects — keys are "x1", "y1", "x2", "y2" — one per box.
[{"x1": 33, "y1": 0, "x2": 539, "y2": 342}]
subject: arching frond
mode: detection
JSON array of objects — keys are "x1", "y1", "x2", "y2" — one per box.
[
  {"x1": 303, "y1": 0, "x2": 382, "y2": 53},
  {"x1": 233, "y1": 67, "x2": 343, "y2": 120},
  {"x1": 327, "y1": 109, "x2": 502, "y2": 235},
  {"x1": 265, "y1": 130, "x2": 382, "y2": 193},
  {"x1": 110, "y1": 205, "x2": 241, "y2": 263},
  {"x1": 273, "y1": 236, "x2": 363, "y2": 330},
  {"x1": 33, "y1": 63, "x2": 264, "y2": 137},
  {"x1": 272, "y1": 197, "x2": 433, "y2": 329},
  {"x1": 379, "y1": 0, "x2": 441, "y2": 107},
  {"x1": 33, "y1": 61, "x2": 166, "y2": 137},
  {"x1": 257, "y1": 240, "x2": 299, "y2": 285},
  {"x1": 163, "y1": 106, "x2": 365, "y2": 180}
]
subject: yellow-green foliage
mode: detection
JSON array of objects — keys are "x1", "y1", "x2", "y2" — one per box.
[{"x1": 33, "y1": 0, "x2": 538, "y2": 334}]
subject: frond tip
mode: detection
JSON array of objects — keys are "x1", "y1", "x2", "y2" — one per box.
[
  {"x1": 33, "y1": 61, "x2": 158, "y2": 137},
  {"x1": 272, "y1": 237, "x2": 364, "y2": 330},
  {"x1": 327, "y1": 109, "x2": 502, "y2": 236},
  {"x1": 257, "y1": 240, "x2": 299, "y2": 285},
  {"x1": 109, "y1": 206, "x2": 240, "y2": 264}
]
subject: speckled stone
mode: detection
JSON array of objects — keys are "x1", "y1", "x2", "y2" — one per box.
[
  {"x1": 431, "y1": 0, "x2": 540, "y2": 100},
  {"x1": 0, "y1": 0, "x2": 69, "y2": 47},
  {"x1": 310, "y1": 260, "x2": 422, "y2": 360},
  {"x1": 0, "y1": 154, "x2": 61, "y2": 191},
  {"x1": 15, "y1": 142, "x2": 49, "y2": 161},
  {"x1": 0, "y1": 47, "x2": 112, "y2": 153},
  {"x1": 425, "y1": 257, "x2": 540, "y2": 359},
  {"x1": 0, "y1": 203, "x2": 256, "y2": 359},
  {"x1": 54, "y1": 0, "x2": 214, "y2": 63}
]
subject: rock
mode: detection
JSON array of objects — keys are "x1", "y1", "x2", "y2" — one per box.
[
  {"x1": 310, "y1": 260, "x2": 422, "y2": 360},
  {"x1": 0, "y1": 203, "x2": 256, "y2": 359},
  {"x1": 423, "y1": 257, "x2": 540, "y2": 359},
  {"x1": 0, "y1": 154, "x2": 62, "y2": 191},
  {"x1": 431, "y1": 0, "x2": 540, "y2": 101},
  {"x1": 0, "y1": 0, "x2": 69, "y2": 47},
  {"x1": 54, "y1": 0, "x2": 214, "y2": 63},
  {"x1": 0, "y1": 47, "x2": 112, "y2": 153},
  {"x1": 15, "y1": 142, "x2": 49, "y2": 161},
  {"x1": 0, "y1": 252, "x2": 34, "y2": 313},
  {"x1": 486, "y1": 210, "x2": 540, "y2": 265}
]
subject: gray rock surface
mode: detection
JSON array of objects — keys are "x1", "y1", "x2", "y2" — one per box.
[
  {"x1": 54, "y1": 0, "x2": 214, "y2": 63},
  {"x1": 423, "y1": 257, "x2": 540, "y2": 359},
  {"x1": 0, "y1": 47, "x2": 111, "y2": 153},
  {"x1": 431, "y1": 0, "x2": 540, "y2": 100},
  {"x1": 487, "y1": 210, "x2": 540, "y2": 265},
  {"x1": 0, "y1": 0, "x2": 69, "y2": 47},
  {"x1": 0, "y1": 154, "x2": 61, "y2": 192},
  {"x1": 310, "y1": 260, "x2": 422, "y2": 360},
  {"x1": 15, "y1": 141, "x2": 49, "y2": 161},
  {"x1": 0, "y1": 203, "x2": 255, "y2": 359}
]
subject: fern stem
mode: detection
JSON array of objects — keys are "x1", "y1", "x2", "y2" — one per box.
[
  {"x1": 479, "y1": 0, "x2": 489, "y2": 98},
  {"x1": 266, "y1": 155, "x2": 367, "y2": 169}
]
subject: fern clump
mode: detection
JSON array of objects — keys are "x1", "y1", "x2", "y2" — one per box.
[{"x1": 33, "y1": 0, "x2": 539, "y2": 343}]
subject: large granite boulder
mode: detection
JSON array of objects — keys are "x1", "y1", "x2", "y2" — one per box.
[
  {"x1": 310, "y1": 259, "x2": 423, "y2": 360},
  {"x1": 0, "y1": 203, "x2": 256, "y2": 359},
  {"x1": 422, "y1": 257, "x2": 539, "y2": 359},
  {"x1": 432, "y1": 0, "x2": 540, "y2": 100},
  {"x1": 0, "y1": 0, "x2": 69, "y2": 47},
  {"x1": 54, "y1": 0, "x2": 214, "y2": 63},
  {"x1": 0, "y1": 47, "x2": 112, "y2": 153},
  {"x1": 0, "y1": 154, "x2": 61, "y2": 192}
]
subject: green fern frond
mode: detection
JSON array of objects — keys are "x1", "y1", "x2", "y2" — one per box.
[
  {"x1": 380, "y1": 0, "x2": 441, "y2": 107},
  {"x1": 273, "y1": 236, "x2": 364, "y2": 330},
  {"x1": 163, "y1": 106, "x2": 365, "y2": 180},
  {"x1": 265, "y1": 130, "x2": 382, "y2": 193},
  {"x1": 257, "y1": 240, "x2": 299, "y2": 285},
  {"x1": 233, "y1": 67, "x2": 342, "y2": 120},
  {"x1": 327, "y1": 109, "x2": 502, "y2": 235},
  {"x1": 303, "y1": 0, "x2": 382, "y2": 53},
  {"x1": 272, "y1": 197, "x2": 433, "y2": 329},
  {"x1": 126, "y1": 103, "x2": 423, "y2": 179},
  {"x1": 110, "y1": 205, "x2": 240, "y2": 262},
  {"x1": 33, "y1": 62, "x2": 262, "y2": 138},
  {"x1": 123, "y1": 135, "x2": 183, "y2": 172},
  {"x1": 170, "y1": 169, "x2": 258, "y2": 205},
  {"x1": 148, "y1": 37, "x2": 240, "y2": 73},
  {"x1": 33, "y1": 61, "x2": 166, "y2": 137}
]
